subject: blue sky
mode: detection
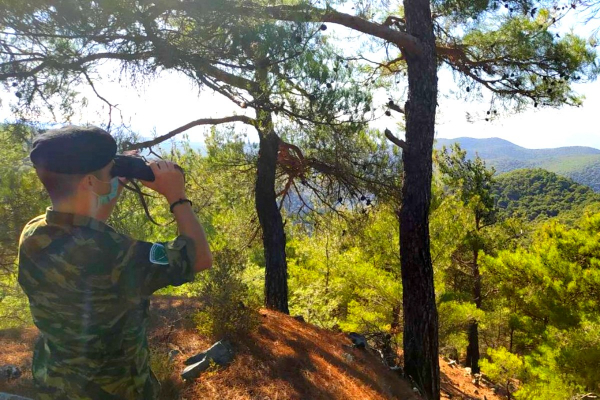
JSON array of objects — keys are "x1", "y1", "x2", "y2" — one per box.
[{"x1": 1, "y1": 4, "x2": 599, "y2": 150}]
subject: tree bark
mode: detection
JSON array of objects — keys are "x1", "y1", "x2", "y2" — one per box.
[
  {"x1": 255, "y1": 108, "x2": 289, "y2": 314},
  {"x1": 466, "y1": 321, "x2": 480, "y2": 373},
  {"x1": 391, "y1": 304, "x2": 402, "y2": 333},
  {"x1": 400, "y1": 0, "x2": 440, "y2": 399},
  {"x1": 466, "y1": 248, "x2": 482, "y2": 373}
]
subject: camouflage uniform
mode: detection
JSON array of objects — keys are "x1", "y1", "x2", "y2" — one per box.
[{"x1": 18, "y1": 208, "x2": 197, "y2": 400}]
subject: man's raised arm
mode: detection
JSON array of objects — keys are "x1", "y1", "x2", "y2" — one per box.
[{"x1": 141, "y1": 160, "x2": 212, "y2": 273}]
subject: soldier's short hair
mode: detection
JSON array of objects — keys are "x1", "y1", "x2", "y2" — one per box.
[{"x1": 35, "y1": 169, "x2": 102, "y2": 202}]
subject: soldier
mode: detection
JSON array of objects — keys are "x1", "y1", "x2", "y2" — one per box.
[{"x1": 17, "y1": 125, "x2": 212, "y2": 399}]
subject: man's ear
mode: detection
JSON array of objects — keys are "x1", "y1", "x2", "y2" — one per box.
[{"x1": 78, "y1": 174, "x2": 95, "y2": 191}]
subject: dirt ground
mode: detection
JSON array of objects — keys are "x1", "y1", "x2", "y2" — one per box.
[{"x1": 0, "y1": 296, "x2": 503, "y2": 400}]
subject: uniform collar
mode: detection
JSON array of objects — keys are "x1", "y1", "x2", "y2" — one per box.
[{"x1": 45, "y1": 207, "x2": 115, "y2": 233}]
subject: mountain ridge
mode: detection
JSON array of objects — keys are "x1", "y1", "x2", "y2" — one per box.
[{"x1": 435, "y1": 137, "x2": 600, "y2": 192}]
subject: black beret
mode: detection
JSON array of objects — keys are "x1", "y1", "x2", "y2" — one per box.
[{"x1": 30, "y1": 125, "x2": 117, "y2": 174}]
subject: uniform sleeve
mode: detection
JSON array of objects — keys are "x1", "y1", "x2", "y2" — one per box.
[{"x1": 120, "y1": 234, "x2": 197, "y2": 296}]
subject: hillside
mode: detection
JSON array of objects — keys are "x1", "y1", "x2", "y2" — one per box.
[
  {"x1": 492, "y1": 168, "x2": 600, "y2": 221},
  {"x1": 435, "y1": 137, "x2": 600, "y2": 191},
  {"x1": 0, "y1": 297, "x2": 503, "y2": 400}
]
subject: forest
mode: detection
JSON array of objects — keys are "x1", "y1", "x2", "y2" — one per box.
[{"x1": 1, "y1": 1, "x2": 600, "y2": 400}]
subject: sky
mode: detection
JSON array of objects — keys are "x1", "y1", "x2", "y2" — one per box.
[
  {"x1": 1, "y1": 3, "x2": 599, "y2": 150},
  {"x1": 434, "y1": 73, "x2": 600, "y2": 149}
]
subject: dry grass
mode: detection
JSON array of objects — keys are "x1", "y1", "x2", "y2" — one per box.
[
  {"x1": 0, "y1": 326, "x2": 39, "y2": 399},
  {"x1": 149, "y1": 297, "x2": 420, "y2": 400},
  {"x1": 439, "y1": 358, "x2": 504, "y2": 400},
  {"x1": 0, "y1": 296, "x2": 505, "y2": 400}
]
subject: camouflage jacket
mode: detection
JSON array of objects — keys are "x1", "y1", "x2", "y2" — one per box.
[{"x1": 17, "y1": 208, "x2": 197, "y2": 400}]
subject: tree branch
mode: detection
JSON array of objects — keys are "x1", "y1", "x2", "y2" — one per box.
[
  {"x1": 232, "y1": 3, "x2": 424, "y2": 57},
  {"x1": 384, "y1": 128, "x2": 406, "y2": 150},
  {"x1": 388, "y1": 103, "x2": 405, "y2": 114},
  {"x1": 127, "y1": 115, "x2": 256, "y2": 150},
  {"x1": 0, "y1": 51, "x2": 153, "y2": 81}
]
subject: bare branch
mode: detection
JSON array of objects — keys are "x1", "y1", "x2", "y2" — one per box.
[
  {"x1": 81, "y1": 70, "x2": 119, "y2": 130},
  {"x1": 384, "y1": 128, "x2": 407, "y2": 150},
  {"x1": 127, "y1": 115, "x2": 256, "y2": 150},
  {"x1": 388, "y1": 103, "x2": 405, "y2": 114}
]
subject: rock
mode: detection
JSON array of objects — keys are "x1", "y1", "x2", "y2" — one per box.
[
  {"x1": 168, "y1": 349, "x2": 180, "y2": 362},
  {"x1": 181, "y1": 357, "x2": 212, "y2": 380},
  {"x1": 465, "y1": 367, "x2": 472, "y2": 375},
  {"x1": 181, "y1": 341, "x2": 235, "y2": 380},
  {"x1": 293, "y1": 315, "x2": 305, "y2": 323},
  {"x1": 342, "y1": 352, "x2": 354, "y2": 363},
  {"x1": 348, "y1": 332, "x2": 367, "y2": 348},
  {"x1": 0, "y1": 394, "x2": 33, "y2": 400},
  {"x1": 184, "y1": 340, "x2": 234, "y2": 366},
  {"x1": 0, "y1": 365, "x2": 21, "y2": 380}
]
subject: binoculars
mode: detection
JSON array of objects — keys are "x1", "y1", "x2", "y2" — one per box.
[{"x1": 111, "y1": 155, "x2": 184, "y2": 182}]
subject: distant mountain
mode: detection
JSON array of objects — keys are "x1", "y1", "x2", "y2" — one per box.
[
  {"x1": 435, "y1": 137, "x2": 600, "y2": 191},
  {"x1": 492, "y1": 169, "x2": 600, "y2": 221}
]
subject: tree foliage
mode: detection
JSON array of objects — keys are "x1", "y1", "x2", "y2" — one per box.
[
  {"x1": 493, "y1": 168, "x2": 600, "y2": 222},
  {"x1": 482, "y1": 213, "x2": 600, "y2": 397},
  {"x1": 0, "y1": 124, "x2": 47, "y2": 328}
]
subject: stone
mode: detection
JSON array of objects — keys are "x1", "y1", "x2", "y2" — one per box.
[
  {"x1": 0, "y1": 366, "x2": 21, "y2": 380},
  {"x1": 181, "y1": 340, "x2": 235, "y2": 380},
  {"x1": 0, "y1": 394, "x2": 33, "y2": 400},
  {"x1": 181, "y1": 357, "x2": 211, "y2": 380},
  {"x1": 184, "y1": 340, "x2": 234, "y2": 366},
  {"x1": 342, "y1": 352, "x2": 354, "y2": 363},
  {"x1": 465, "y1": 366, "x2": 472, "y2": 375},
  {"x1": 348, "y1": 332, "x2": 367, "y2": 348},
  {"x1": 168, "y1": 349, "x2": 180, "y2": 362},
  {"x1": 293, "y1": 315, "x2": 305, "y2": 323}
]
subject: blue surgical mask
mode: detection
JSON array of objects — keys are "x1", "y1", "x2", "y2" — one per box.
[{"x1": 92, "y1": 176, "x2": 119, "y2": 206}]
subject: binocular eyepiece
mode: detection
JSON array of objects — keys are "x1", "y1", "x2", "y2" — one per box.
[{"x1": 111, "y1": 155, "x2": 184, "y2": 182}]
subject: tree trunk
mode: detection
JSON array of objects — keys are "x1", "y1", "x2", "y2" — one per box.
[
  {"x1": 391, "y1": 304, "x2": 402, "y2": 333},
  {"x1": 255, "y1": 109, "x2": 289, "y2": 314},
  {"x1": 325, "y1": 233, "x2": 330, "y2": 294},
  {"x1": 466, "y1": 248, "x2": 482, "y2": 373},
  {"x1": 400, "y1": 1, "x2": 440, "y2": 399},
  {"x1": 466, "y1": 321, "x2": 480, "y2": 373}
]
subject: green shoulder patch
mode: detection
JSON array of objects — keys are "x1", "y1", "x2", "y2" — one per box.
[{"x1": 149, "y1": 243, "x2": 169, "y2": 265}]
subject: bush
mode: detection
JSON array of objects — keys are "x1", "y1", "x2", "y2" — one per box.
[
  {"x1": 149, "y1": 348, "x2": 181, "y2": 400},
  {"x1": 480, "y1": 347, "x2": 525, "y2": 399},
  {"x1": 438, "y1": 300, "x2": 485, "y2": 359},
  {"x1": 193, "y1": 248, "x2": 259, "y2": 340}
]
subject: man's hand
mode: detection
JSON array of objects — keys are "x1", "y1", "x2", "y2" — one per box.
[
  {"x1": 140, "y1": 160, "x2": 212, "y2": 273},
  {"x1": 139, "y1": 161, "x2": 186, "y2": 203}
]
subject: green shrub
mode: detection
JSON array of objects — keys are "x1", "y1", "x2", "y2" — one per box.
[
  {"x1": 438, "y1": 300, "x2": 485, "y2": 359},
  {"x1": 480, "y1": 347, "x2": 525, "y2": 399},
  {"x1": 193, "y1": 248, "x2": 259, "y2": 340},
  {"x1": 149, "y1": 348, "x2": 181, "y2": 400}
]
